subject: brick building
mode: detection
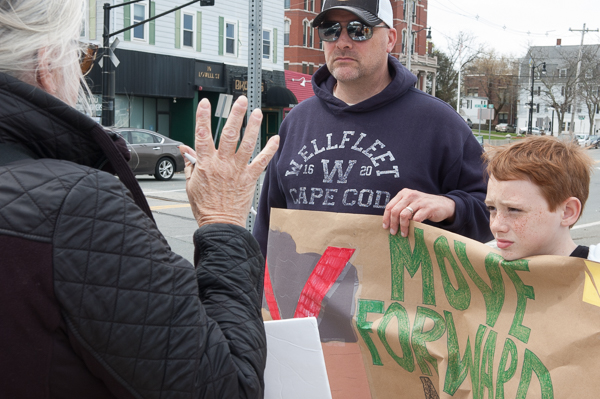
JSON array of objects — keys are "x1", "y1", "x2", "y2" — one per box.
[{"x1": 283, "y1": 0, "x2": 437, "y2": 93}]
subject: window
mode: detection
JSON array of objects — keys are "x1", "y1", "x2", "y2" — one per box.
[
  {"x1": 536, "y1": 86, "x2": 540, "y2": 96},
  {"x1": 226, "y1": 22, "x2": 236, "y2": 55},
  {"x1": 183, "y1": 13, "x2": 194, "y2": 48},
  {"x1": 80, "y1": 1, "x2": 87, "y2": 38},
  {"x1": 303, "y1": 20, "x2": 308, "y2": 46},
  {"x1": 585, "y1": 70, "x2": 593, "y2": 79},
  {"x1": 302, "y1": 63, "x2": 308, "y2": 74},
  {"x1": 412, "y1": 2, "x2": 417, "y2": 23},
  {"x1": 559, "y1": 69, "x2": 567, "y2": 78},
  {"x1": 402, "y1": 1, "x2": 406, "y2": 20},
  {"x1": 308, "y1": 24, "x2": 313, "y2": 48},
  {"x1": 309, "y1": 64, "x2": 314, "y2": 74},
  {"x1": 284, "y1": 62, "x2": 289, "y2": 70},
  {"x1": 466, "y1": 100, "x2": 472, "y2": 109},
  {"x1": 133, "y1": 3, "x2": 147, "y2": 40},
  {"x1": 561, "y1": 86, "x2": 565, "y2": 96},
  {"x1": 284, "y1": 20, "x2": 290, "y2": 45},
  {"x1": 536, "y1": 104, "x2": 540, "y2": 113},
  {"x1": 263, "y1": 30, "x2": 271, "y2": 60},
  {"x1": 284, "y1": 0, "x2": 290, "y2": 8}
]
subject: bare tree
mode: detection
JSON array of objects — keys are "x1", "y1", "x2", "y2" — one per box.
[
  {"x1": 464, "y1": 50, "x2": 520, "y2": 124},
  {"x1": 525, "y1": 46, "x2": 600, "y2": 134},
  {"x1": 432, "y1": 32, "x2": 484, "y2": 107},
  {"x1": 578, "y1": 46, "x2": 600, "y2": 134}
]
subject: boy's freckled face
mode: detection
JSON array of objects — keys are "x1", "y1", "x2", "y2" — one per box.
[{"x1": 485, "y1": 176, "x2": 564, "y2": 260}]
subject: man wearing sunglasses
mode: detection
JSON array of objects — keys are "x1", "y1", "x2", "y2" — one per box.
[{"x1": 254, "y1": 0, "x2": 493, "y2": 257}]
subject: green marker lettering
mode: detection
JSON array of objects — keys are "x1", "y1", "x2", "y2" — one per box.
[
  {"x1": 443, "y1": 311, "x2": 478, "y2": 395},
  {"x1": 456, "y1": 243, "x2": 505, "y2": 328},
  {"x1": 501, "y1": 259, "x2": 535, "y2": 344},
  {"x1": 356, "y1": 299, "x2": 384, "y2": 366},
  {"x1": 516, "y1": 349, "x2": 554, "y2": 399},
  {"x1": 412, "y1": 306, "x2": 446, "y2": 376},
  {"x1": 479, "y1": 330, "x2": 497, "y2": 399},
  {"x1": 378, "y1": 302, "x2": 414, "y2": 372},
  {"x1": 496, "y1": 338, "x2": 518, "y2": 399},
  {"x1": 434, "y1": 236, "x2": 471, "y2": 311},
  {"x1": 390, "y1": 229, "x2": 435, "y2": 305}
]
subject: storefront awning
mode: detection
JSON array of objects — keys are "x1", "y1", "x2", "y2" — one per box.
[{"x1": 265, "y1": 86, "x2": 298, "y2": 107}]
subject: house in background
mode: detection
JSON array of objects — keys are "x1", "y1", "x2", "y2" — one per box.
[
  {"x1": 459, "y1": 96, "x2": 489, "y2": 129},
  {"x1": 462, "y1": 72, "x2": 519, "y2": 127},
  {"x1": 80, "y1": 0, "x2": 292, "y2": 148},
  {"x1": 517, "y1": 41, "x2": 600, "y2": 135},
  {"x1": 283, "y1": 0, "x2": 437, "y2": 94}
]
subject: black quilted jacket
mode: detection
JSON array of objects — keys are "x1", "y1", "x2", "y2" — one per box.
[{"x1": 0, "y1": 73, "x2": 267, "y2": 398}]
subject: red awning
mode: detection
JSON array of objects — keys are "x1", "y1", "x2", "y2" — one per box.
[{"x1": 285, "y1": 70, "x2": 315, "y2": 104}]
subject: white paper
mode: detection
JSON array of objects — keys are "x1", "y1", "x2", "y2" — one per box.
[{"x1": 263, "y1": 317, "x2": 332, "y2": 399}]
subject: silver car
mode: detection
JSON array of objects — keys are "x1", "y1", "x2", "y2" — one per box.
[{"x1": 115, "y1": 128, "x2": 185, "y2": 180}]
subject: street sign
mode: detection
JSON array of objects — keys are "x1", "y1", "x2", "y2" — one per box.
[
  {"x1": 488, "y1": 104, "x2": 494, "y2": 109},
  {"x1": 474, "y1": 104, "x2": 488, "y2": 108},
  {"x1": 215, "y1": 94, "x2": 233, "y2": 118},
  {"x1": 579, "y1": 116, "x2": 585, "y2": 120}
]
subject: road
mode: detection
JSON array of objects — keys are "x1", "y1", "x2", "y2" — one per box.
[{"x1": 138, "y1": 147, "x2": 600, "y2": 264}]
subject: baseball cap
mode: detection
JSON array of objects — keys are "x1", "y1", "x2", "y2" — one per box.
[{"x1": 312, "y1": 0, "x2": 394, "y2": 29}]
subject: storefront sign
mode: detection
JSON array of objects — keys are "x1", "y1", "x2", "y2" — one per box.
[{"x1": 195, "y1": 61, "x2": 225, "y2": 90}]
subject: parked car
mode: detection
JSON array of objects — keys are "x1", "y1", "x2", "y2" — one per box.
[
  {"x1": 113, "y1": 128, "x2": 185, "y2": 180},
  {"x1": 576, "y1": 134, "x2": 590, "y2": 147},
  {"x1": 462, "y1": 117, "x2": 473, "y2": 129},
  {"x1": 495, "y1": 123, "x2": 516, "y2": 133},
  {"x1": 590, "y1": 135, "x2": 600, "y2": 149},
  {"x1": 518, "y1": 126, "x2": 543, "y2": 135}
]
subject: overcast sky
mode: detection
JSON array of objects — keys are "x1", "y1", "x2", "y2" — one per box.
[{"x1": 427, "y1": 0, "x2": 600, "y2": 59}]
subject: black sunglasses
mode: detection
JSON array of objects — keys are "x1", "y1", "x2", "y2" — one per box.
[{"x1": 318, "y1": 21, "x2": 387, "y2": 42}]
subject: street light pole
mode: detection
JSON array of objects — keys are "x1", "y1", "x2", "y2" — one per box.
[
  {"x1": 527, "y1": 61, "x2": 546, "y2": 135},
  {"x1": 100, "y1": 0, "x2": 215, "y2": 126}
]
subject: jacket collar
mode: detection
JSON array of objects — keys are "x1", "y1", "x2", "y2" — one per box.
[{"x1": 0, "y1": 72, "x2": 155, "y2": 222}]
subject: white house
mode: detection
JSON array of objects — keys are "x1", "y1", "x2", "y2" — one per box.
[
  {"x1": 517, "y1": 43, "x2": 600, "y2": 135},
  {"x1": 81, "y1": 0, "x2": 289, "y2": 146}
]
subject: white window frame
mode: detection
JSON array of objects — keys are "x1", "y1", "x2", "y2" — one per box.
[
  {"x1": 224, "y1": 20, "x2": 237, "y2": 56},
  {"x1": 132, "y1": 3, "x2": 148, "y2": 43},
  {"x1": 182, "y1": 11, "x2": 195, "y2": 49},
  {"x1": 263, "y1": 29, "x2": 272, "y2": 60},
  {"x1": 302, "y1": 20, "x2": 308, "y2": 47},
  {"x1": 80, "y1": 1, "x2": 88, "y2": 38},
  {"x1": 559, "y1": 68, "x2": 567, "y2": 78},
  {"x1": 284, "y1": 19, "x2": 290, "y2": 46}
]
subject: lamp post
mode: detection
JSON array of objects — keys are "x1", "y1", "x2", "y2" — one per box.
[{"x1": 527, "y1": 61, "x2": 546, "y2": 135}]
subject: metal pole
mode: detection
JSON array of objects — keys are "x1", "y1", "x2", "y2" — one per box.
[
  {"x1": 101, "y1": 3, "x2": 114, "y2": 126},
  {"x1": 569, "y1": 24, "x2": 587, "y2": 134},
  {"x1": 528, "y1": 63, "x2": 534, "y2": 135},
  {"x1": 246, "y1": 0, "x2": 263, "y2": 231},
  {"x1": 405, "y1": 0, "x2": 413, "y2": 73}
]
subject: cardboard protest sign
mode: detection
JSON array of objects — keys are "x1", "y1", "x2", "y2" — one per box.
[{"x1": 264, "y1": 208, "x2": 600, "y2": 399}]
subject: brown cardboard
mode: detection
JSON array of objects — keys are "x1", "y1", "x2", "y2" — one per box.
[{"x1": 264, "y1": 209, "x2": 600, "y2": 399}]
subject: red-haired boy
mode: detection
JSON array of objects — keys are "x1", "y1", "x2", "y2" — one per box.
[{"x1": 483, "y1": 136, "x2": 598, "y2": 261}]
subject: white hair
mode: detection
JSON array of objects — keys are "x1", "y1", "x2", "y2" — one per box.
[{"x1": 0, "y1": 0, "x2": 92, "y2": 113}]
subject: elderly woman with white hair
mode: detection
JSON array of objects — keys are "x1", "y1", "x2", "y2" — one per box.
[{"x1": 0, "y1": 0, "x2": 279, "y2": 398}]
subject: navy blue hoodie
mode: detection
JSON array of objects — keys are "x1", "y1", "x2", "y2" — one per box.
[{"x1": 253, "y1": 55, "x2": 493, "y2": 256}]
